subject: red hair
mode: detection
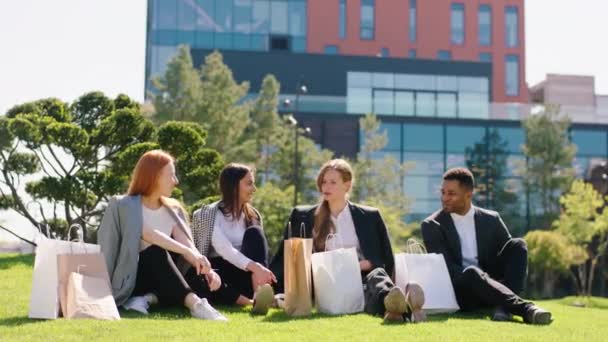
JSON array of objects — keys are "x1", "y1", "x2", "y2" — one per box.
[{"x1": 128, "y1": 150, "x2": 174, "y2": 196}]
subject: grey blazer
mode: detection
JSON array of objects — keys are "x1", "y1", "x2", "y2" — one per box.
[{"x1": 97, "y1": 195, "x2": 193, "y2": 306}]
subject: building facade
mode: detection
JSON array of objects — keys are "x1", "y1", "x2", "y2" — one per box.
[{"x1": 145, "y1": 0, "x2": 608, "y2": 233}]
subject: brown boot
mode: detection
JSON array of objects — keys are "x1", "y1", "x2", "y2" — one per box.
[
  {"x1": 383, "y1": 287, "x2": 407, "y2": 323},
  {"x1": 405, "y1": 282, "x2": 426, "y2": 323}
]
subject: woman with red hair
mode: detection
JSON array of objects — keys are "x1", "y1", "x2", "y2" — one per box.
[{"x1": 98, "y1": 150, "x2": 227, "y2": 321}]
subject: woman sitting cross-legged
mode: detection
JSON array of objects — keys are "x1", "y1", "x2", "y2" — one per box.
[
  {"x1": 98, "y1": 150, "x2": 227, "y2": 321},
  {"x1": 270, "y1": 159, "x2": 426, "y2": 323},
  {"x1": 192, "y1": 163, "x2": 276, "y2": 315}
]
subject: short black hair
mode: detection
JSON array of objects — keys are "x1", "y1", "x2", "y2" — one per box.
[{"x1": 443, "y1": 167, "x2": 475, "y2": 191}]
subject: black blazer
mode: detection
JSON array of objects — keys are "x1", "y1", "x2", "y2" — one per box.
[
  {"x1": 420, "y1": 207, "x2": 512, "y2": 281},
  {"x1": 269, "y1": 202, "x2": 395, "y2": 293}
]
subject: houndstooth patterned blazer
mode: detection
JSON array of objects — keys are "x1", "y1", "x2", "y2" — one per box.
[{"x1": 191, "y1": 201, "x2": 263, "y2": 257}]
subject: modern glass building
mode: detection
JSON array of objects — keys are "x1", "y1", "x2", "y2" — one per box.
[{"x1": 145, "y1": 0, "x2": 608, "y2": 233}]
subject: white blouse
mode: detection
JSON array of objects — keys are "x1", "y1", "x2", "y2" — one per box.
[{"x1": 210, "y1": 211, "x2": 252, "y2": 271}]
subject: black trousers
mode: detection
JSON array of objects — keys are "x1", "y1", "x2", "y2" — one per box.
[
  {"x1": 132, "y1": 245, "x2": 212, "y2": 307},
  {"x1": 208, "y1": 227, "x2": 269, "y2": 305},
  {"x1": 363, "y1": 267, "x2": 396, "y2": 316},
  {"x1": 453, "y1": 238, "x2": 532, "y2": 316}
]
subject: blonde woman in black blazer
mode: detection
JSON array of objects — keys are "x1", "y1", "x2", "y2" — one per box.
[{"x1": 270, "y1": 159, "x2": 425, "y2": 323}]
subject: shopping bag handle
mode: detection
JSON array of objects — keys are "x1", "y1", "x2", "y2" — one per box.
[
  {"x1": 67, "y1": 224, "x2": 88, "y2": 255},
  {"x1": 324, "y1": 233, "x2": 344, "y2": 252},
  {"x1": 405, "y1": 238, "x2": 427, "y2": 254},
  {"x1": 287, "y1": 222, "x2": 307, "y2": 239}
]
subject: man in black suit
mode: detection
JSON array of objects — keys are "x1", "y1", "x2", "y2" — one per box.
[{"x1": 421, "y1": 167, "x2": 552, "y2": 324}]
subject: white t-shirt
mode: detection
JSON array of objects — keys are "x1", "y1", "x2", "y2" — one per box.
[
  {"x1": 140, "y1": 205, "x2": 177, "y2": 251},
  {"x1": 327, "y1": 205, "x2": 361, "y2": 255},
  {"x1": 210, "y1": 211, "x2": 252, "y2": 271},
  {"x1": 450, "y1": 205, "x2": 479, "y2": 268}
]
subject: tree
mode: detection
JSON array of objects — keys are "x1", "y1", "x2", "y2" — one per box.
[
  {"x1": 351, "y1": 113, "x2": 416, "y2": 251},
  {"x1": 251, "y1": 182, "x2": 294, "y2": 254},
  {"x1": 554, "y1": 180, "x2": 608, "y2": 299},
  {"x1": 521, "y1": 105, "x2": 576, "y2": 228},
  {"x1": 465, "y1": 129, "x2": 522, "y2": 235},
  {"x1": 0, "y1": 92, "x2": 223, "y2": 241},
  {"x1": 525, "y1": 230, "x2": 586, "y2": 298},
  {"x1": 151, "y1": 47, "x2": 251, "y2": 159}
]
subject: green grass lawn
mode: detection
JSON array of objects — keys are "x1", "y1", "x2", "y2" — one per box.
[{"x1": 1, "y1": 253, "x2": 607, "y2": 341}]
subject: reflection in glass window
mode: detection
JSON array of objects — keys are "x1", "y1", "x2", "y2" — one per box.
[
  {"x1": 156, "y1": 0, "x2": 177, "y2": 30},
  {"x1": 478, "y1": 5, "x2": 491, "y2": 46},
  {"x1": 436, "y1": 76, "x2": 458, "y2": 91},
  {"x1": 271, "y1": 1, "x2": 288, "y2": 34},
  {"x1": 178, "y1": 0, "x2": 196, "y2": 30},
  {"x1": 289, "y1": 1, "x2": 307, "y2": 37},
  {"x1": 252, "y1": 0, "x2": 270, "y2": 33},
  {"x1": 347, "y1": 72, "x2": 372, "y2": 87},
  {"x1": 234, "y1": 0, "x2": 253, "y2": 33},
  {"x1": 437, "y1": 50, "x2": 452, "y2": 60},
  {"x1": 505, "y1": 6, "x2": 519, "y2": 47},
  {"x1": 216, "y1": 0, "x2": 233, "y2": 32},
  {"x1": 373, "y1": 90, "x2": 394, "y2": 115},
  {"x1": 403, "y1": 124, "x2": 443, "y2": 152},
  {"x1": 193, "y1": 0, "x2": 216, "y2": 32},
  {"x1": 372, "y1": 73, "x2": 394, "y2": 88},
  {"x1": 451, "y1": 3, "x2": 465, "y2": 44},
  {"x1": 437, "y1": 93, "x2": 457, "y2": 117},
  {"x1": 408, "y1": 49, "x2": 416, "y2": 58},
  {"x1": 458, "y1": 77, "x2": 489, "y2": 92},
  {"x1": 347, "y1": 88, "x2": 372, "y2": 113},
  {"x1": 505, "y1": 55, "x2": 519, "y2": 96},
  {"x1": 360, "y1": 0, "x2": 375, "y2": 39},
  {"x1": 324, "y1": 45, "x2": 339, "y2": 54},
  {"x1": 404, "y1": 176, "x2": 443, "y2": 201},
  {"x1": 380, "y1": 123, "x2": 401, "y2": 150},
  {"x1": 446, "y1": 125, "x2": 485, "y2": 153},
  {"x1": 479, "y1": 52, "x2": 492, "y2": 62},
  {"x1": 458, "y1": 93, "x2": 489, "y2": 119},
  {"x1": 404, "y1": 152, "x2": 444, "y2": 175},
  {"x1": 292, "y1": 37, "x2": 307, "y2": 52},
  {"x1": 416, "y1": 93, "x2": 436, "y2": 117},
  {"x1": 395, "y1": 91, "x2": 414, "y2": 116},
  {"x1": 491, "y1": 127, "x2": 524, "y2": 153}
]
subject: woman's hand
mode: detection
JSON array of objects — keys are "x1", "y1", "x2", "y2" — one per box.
[
  {"x1": 205, "y1": 270, "x2": 222, "y2": 291},
  {"x1": 248, "y1": 262, "x2": 277, "y2": 290},
  {"x1": 359, "y1": 259, "x2": 373, "y2": 272},
  {"x1": 183, "y1": 248, "x2": 211, "y2": 275}
]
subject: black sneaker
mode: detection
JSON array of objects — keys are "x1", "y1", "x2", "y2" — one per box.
[
  {"x1": 492, "y1": 306, "x2": 513, "y2": 322},
  {"x1": 523, "y1": 305, "x2": 552, "y2": 325}
]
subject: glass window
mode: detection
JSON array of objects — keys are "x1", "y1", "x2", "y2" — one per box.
[
  {"x1": 360, "y1": 0, "x2": 375, "y2": 40},
  {"x1": 178, "y1": 0, "x2": 196, "y2": 30},
  {"x1": 505, "y1": 55, "x2": 519, "y2": 96},
  {"x1": 458, "y1": 93, "x2": 489, "y2": 119},
  {"x1": 216, "y1": 0, "x2": 233, "y2": 32},
  {"x1": 324, "y1": 45, "x2": 339, "y2": 54},
  {"x1": 437, "y1": 93, "x2": 457, "y2": 117},
  {"x1": 156, "y1": 0, "x2": 177, "y2": 30},
  {"x1": 478, "y1": 5, "x2": 491, "y2": 46},
  {"x1": 380, "y1": 123, "x2": 401, "y2": 150},
  {"x1": 233, "y1": 0, "x2": 252, "y2": 33},
  {"x1": 339, "y1": 0, "x2": 347, "y2": 39},
  {"x1": 347, "y1": 88, "x2": 372, "y2": 113},
  {"x1": 437, "y1": 50, "x2": 452, "y2": 60},
  {"x1": 380, "y1": 47, "x2": 390, "y2": 57},
  {"x1": 409, "y1": 0, "x2": 417, "y2": 42},
  {"x1": 404, "y1": 152, "x2": 445, "y2": 175},
  {"x1": 403, "y1": 123, "x2": 443, "y2": 152},
  {"x1": 372, "y1": 73, "x2": 394, "y2": 88},
  {"x1": 437, "y1": 76, "x2": 458, "y2": 91},
  {"x1": 491, "y1": 127, "x2": 524, "y2": 153},
  {"x1": 291, "y1": 37, "x2": 306, "y2": 52},
  {"x1": 416, "y1": 93, "x2": 436, "y2": 117},
  {"x1": 451, "y1": 3, "x2": 465, "y2": 44},
  {"x1": 572, "y1": 129, "x2": 608, "y2": 156},
  {"x1": 404, "y1": 176, "x2": 443, "y2": 200},
  {"x1": 373, "y1": 90, "x2": 394, "y2": 115},
  {"x1": 505, "y1": 6, "x2": 519, "y2": 47},
  {"x1": 289, "y1": 0, "x2": 307, "y2": 37},
  {"x1": 347, "y1": 72, "x2": 372, "y2": 87},
  {"x1": 447, "y1": 125, "x2": 486, "y2": 153},
  {"x1": 395, "y1": 91, "x2": 414, "y2": 116},
  {"x1": 194, "y1": 0, "x2": 215, "y2": 32},
  {"x1": 408, "y1": 49, "x2": 416, "y2": 58},
  {"x1": 271, "y1": 1, "x2": 288, "y2": 34},
  {"x1": 395, "y1": 74, "x2": 435, "y2": 90},
  {"x1": 458, "y1": 76, "x2": 489, "y2": 93},
  {"x1": 250, "y1": 34, "x2": 268, "y2": 50},
  {"x1": 479, "y1": 52, "x2": 492, "y2": 62},
  {"x1": 252, "y1": 0, "x2": 270, "y2": 34}
]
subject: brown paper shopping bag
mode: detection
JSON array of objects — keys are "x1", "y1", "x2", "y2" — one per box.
[
  {"x1": 57, "y1": 252, "x2": 114, "y2": 317},
  {"x1": 65, "y1": 271, "x2": 120, "y2": 320},
  {"x1": 283, "y1": 223, "x2": 313, "y2": 317}
]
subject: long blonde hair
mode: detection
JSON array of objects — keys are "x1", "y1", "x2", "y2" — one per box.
[{"x1": 313, "y1": 159, "x2": 354, "y2": 251}]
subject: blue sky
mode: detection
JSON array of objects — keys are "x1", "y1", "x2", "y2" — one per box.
[{"x1": 0, "y1": 0, "x2": 607, "y2": 114}]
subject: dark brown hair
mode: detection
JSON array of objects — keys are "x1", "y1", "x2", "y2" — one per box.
[
  {"x1": 218, "y1": 163, "x2": 257, "y2": 225},
  {"x1": 443, "y1": 167, "x2": 475, "y2": 191}
]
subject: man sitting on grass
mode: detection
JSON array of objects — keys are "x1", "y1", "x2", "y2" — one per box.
[{"x1": 421, "y1": 167, "x2": 552, "y2": 324}]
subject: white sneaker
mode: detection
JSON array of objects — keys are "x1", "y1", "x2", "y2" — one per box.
[
  {"x1": 190, "y1": 298, "x2": 228, "y2": 321},
  {"x1": 123, "y1": 296, "x2": 150, "y2": 315}
]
